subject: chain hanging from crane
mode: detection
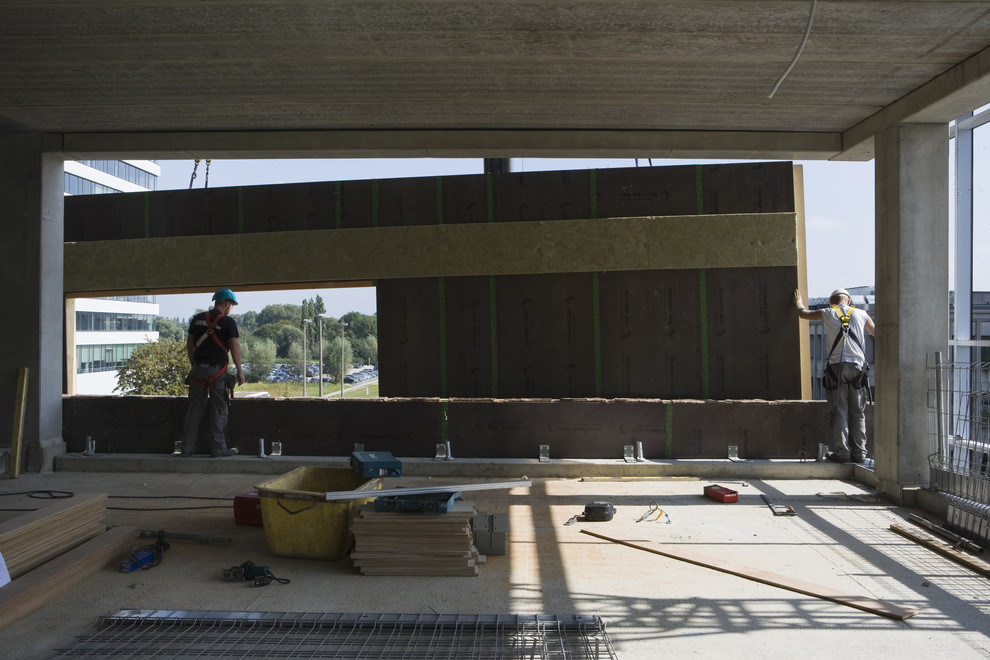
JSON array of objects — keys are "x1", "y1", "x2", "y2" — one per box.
[{"x1": 188, "y1": 158, "x2": 213, "y2": 189}]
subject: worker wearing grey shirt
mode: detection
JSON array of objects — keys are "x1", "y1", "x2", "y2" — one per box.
[{"x1": 794, "y1": 288, "x2": 876, "y2": 463}]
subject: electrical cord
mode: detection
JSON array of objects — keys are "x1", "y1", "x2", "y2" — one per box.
[
  {"x1": 107, "y1": 494, "x2": 234, "y2": 511},
  {"x1": 252, "y1": 573, "x2": 291, "y2": 587},
  {"x1": 223, "y1": 561, "x2": 291, "y2": 587},
  {"x1": 0, "y1": 490, "x2": 75, "y2": 511},
  {"x1": 109, "y1": 495, "x2": 234, "y2": 501},
  {"x1": 767, "y1": 0, "x2": 817, "y2": 99},
  {"x1": 0, "y1": 490, "x2": 74, "y2": 499},
  {"x1": 1, "y1": 491, "x2": 236, "y2": 512},
  {"x1": 108, "y1": 505, "x2": 233, "y2": 511}
]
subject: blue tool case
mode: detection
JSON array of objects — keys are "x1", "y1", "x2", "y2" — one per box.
[{"x1": 350, "y1": 451, "x2": 403, "y2": 477}]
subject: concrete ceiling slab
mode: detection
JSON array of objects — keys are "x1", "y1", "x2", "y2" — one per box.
[{"x1": 1, "y1": 1, "x2": 989, "y2": 159}]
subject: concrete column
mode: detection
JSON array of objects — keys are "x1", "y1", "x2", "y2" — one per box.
[
  {"x1": 0, "y1": 133, "x2": 65, "y2": 472},
  {"x1": 873, "y1": 123, "x2": 949, "y2": 500}
]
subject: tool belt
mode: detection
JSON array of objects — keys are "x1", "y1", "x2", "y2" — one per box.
[
  {"x1": 188, "y1": 362, "x2": 228, "y2": 390},
  {"x1": 822, "y1": 363, "x2": 869, "y2": 391}
]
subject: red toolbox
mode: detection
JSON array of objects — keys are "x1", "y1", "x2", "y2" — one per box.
[
  {"x1": 234, "y1": 491, "x2": 263, "y2": 526},
  {"x1": 703, "y1": 485, "x2": 738, "y2": 503}
]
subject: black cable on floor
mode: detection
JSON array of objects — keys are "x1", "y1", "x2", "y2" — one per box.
[
  {"x1": 107, "y1": 505, "x2": 233, "y2": 511},
  {"x1": 0, "y1": 490, "x2": 74, "y2": 499},
  {"x1": 1, "y1": 492, "x2": 236, "y2": 512},
  {"x1": 108, "y1": 495, "x2": 234, "y2": 500},
  {"x1": 106, "y1": 494, "x2": 236, "y2": 510},
  {"x1": 0, "y1": 490, "x2": 75, "y2": 511}
]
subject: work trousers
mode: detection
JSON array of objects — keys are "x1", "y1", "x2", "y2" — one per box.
[
  {"x1": 826, "y1": 362, "x2": 867, "y2": 460},
  {"x1": 179, "y1": 365, "x2": 231, "y2": 455}
]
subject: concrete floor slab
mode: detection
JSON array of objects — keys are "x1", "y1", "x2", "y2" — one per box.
[{"x1": 1, "y1": 466, "x2": 988, "y2": 658}]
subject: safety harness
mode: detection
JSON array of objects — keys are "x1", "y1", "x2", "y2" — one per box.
[
  {"x1": 823, "y1": 304, "x2": 870, "y2": 392},
  {"x1": 192, "y1": 309, "x2": 229, "y2": 389},
  {"x1": 826, "y1": 304, "x2": 864, "y2": 360}
]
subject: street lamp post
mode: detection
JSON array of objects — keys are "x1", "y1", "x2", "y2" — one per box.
[
  {"x1": 340, "y1": 321, "x2": 348, "y2": 399},
  {"x1": 302, "y1": 318, "x2": 312, "y2": 396},
  {"x1": 317, "y1": 314, "x2": 326, "y2": 397}
]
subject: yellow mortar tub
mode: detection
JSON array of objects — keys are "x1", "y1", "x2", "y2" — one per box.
[{"x1": 256, "y1": 466, "x2": 382, "y2": 560}]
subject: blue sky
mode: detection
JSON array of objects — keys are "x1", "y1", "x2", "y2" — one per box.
[{"x1": 153, "y1": 154, "x2": 980, "y2": 320}]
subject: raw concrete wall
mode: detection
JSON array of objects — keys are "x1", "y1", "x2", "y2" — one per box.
[{"x1": 62, "y1": 396, "x2": 871, "y2": 461}]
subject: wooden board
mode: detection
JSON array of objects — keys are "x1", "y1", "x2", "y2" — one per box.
[
  {"x1": 0, "y1": 494, "x2": 108, "y2": 579},
  {"x1": 9, "y1": 367, "x2": 28, "y2": 479},
  {"x1": 351, "y1": 501, "x2": 482, "y2": 576},
  {"x1": 581, "y1": 529, "x2": 918, "y2": 621},
  {"x1": 889, "y1": 523, "x2": 990, "y2": 579},
  {"x1": 0, "y1": 526, "x2": 140, "y2": 629}
]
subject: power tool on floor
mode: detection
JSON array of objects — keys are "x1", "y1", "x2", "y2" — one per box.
[
  {"x1": 120, "y1": 533, "x2": 170, "y2": 572},
  {"x1": 222, "y1": 560, "x2": 291, "y2": 587}
]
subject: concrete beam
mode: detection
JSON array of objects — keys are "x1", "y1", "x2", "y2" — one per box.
[
  {"x1": 64, "y1": 212, "x2": 799, "y2": 295},
  {"x1": 838, "y1": 45, "x2": 990, "y2": 161},
  {"x1": 54, "y1": 130, "x2": 843, "y2": 162}
]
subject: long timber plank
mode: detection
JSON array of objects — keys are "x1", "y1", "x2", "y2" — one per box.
[
  {"x1": 581, "y1": 529, "x2": 918, "y2": 621},
  {"x1": 0, "y1": 526, "x2": 140, "y2": 630}
]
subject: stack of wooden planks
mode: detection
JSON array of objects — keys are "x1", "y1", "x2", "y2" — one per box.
[
  {"x1": 0, "y1": 494, "x2": 108, "y2": 579},
  {"x1": 351, "y1": 499, "x2": 484, "y2": 576},
  {"x1": 0, "y1": 493, "x2": 139, "y2": 629}
]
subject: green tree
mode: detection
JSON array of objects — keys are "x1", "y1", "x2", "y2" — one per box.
[
  {"x1": 155, "y1": 317, "x2": 185, "y2": 342},
  {"x1": 255, "y1": 323, "x2": 302, "y2": 358},
  {"x1": 234, "y1": 310, "x2": 259, "y2": 336},
  {"x1": 341, "y1": 311, "x2": 376, "y2": 340},
  {"x1": 241, "y1": 337, "x2": 277, "y2": 383},
  {"x1": 286, "y1": 342, "x2": 303, "y2": 377},
  {"x1": 114, "y1": 339, "x2": 188, "y2": 396},
  {"x1": 257, "y1": 303, "x2": 299, "y2": 326},
  {"x1": 323, "y1": 336, "x2": 353, "y2": 385},
  {"x1": 300, "y1": 296, "x2": 326, "y2": 348},
  {"x1": 352, "y1": 335, "x2": 378, "y2": 366}
]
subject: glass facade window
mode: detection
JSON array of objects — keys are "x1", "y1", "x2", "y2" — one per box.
[
  {"x1": 78, "y1": 160, "x2": 158, "y2": 190},
  {"x1": 76, "y1": 343, "x2": 137, "y2": 374},
  {"x1": 75, "y1": 311, "x2": 156, "y2": 332},
  {"x1": 97, "y1": 295, "x2": 158, "y2": 304},
  {"x1": 64, "y1": 173, "x2": 122, "y2": 196}
]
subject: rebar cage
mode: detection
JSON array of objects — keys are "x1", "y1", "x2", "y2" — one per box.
[
  {"x1": 55, "y1": 611, "x2": 618, "y2": 659},
  {"x1": 927, "y1": 352, "x2": 990, "y2": 544}
]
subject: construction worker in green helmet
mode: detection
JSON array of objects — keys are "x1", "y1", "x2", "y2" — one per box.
[
  {"x1": 177, "y1": 288, "x2": 245, "y2": 457},
  {"x1": 794, "y1": 288, "x2": 876, "y2": 464}
]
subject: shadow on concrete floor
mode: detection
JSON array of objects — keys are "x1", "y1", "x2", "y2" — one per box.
[{"x1": 1, "y1": 465, "x2": 988, "y2": 659}]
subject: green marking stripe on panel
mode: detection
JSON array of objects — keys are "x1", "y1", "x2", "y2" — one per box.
[
  {"x1": 371, "y1": 180, "x2": 379, "y2": 228},
  {"x1": 486, "y1": 172, "x2": 495, "y2": 223},
  {"x1": 439, "y1": 277, "x2": 447, "y2": 398},
  {"x1": 695, "y1": 165, "x2": 704, "y2": 215},
  {"x1": 143, "y1": 192, "x2": 151, "y2": 238},
  {"x1": 436, "y1": 177, "x2": 444, "y2": 225},
  {"x1": 665, "y1": 402, "x2": 673, "y2": 459},
  {"x1": 237, "y1": 188, "x2": 244, "y2": 233},
  {"x1": 699, "y1": 269, "x2": 709, "y2": 399},
  {"x1": 440, "y1": 398, "x2": 449, "y2": 445},
  {"x1": 590, "y1": 170, "x2": 598, "y2": 219},
  {"x1": 490, "y1": 275, "x2": 499, "y2": 397},
  {"x1": 593, "y1": 272, "x2": 602, "y2": 397}
]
